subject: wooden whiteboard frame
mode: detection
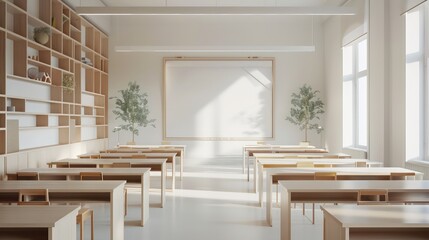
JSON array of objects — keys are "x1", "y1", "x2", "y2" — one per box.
[{"x1": 162, "y1": 57, "x2": 275, "y2": 141}]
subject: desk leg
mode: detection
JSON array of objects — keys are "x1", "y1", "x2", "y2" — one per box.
[
  {"x1": 180, "y1": 149, "x2": 184, "y2": 181},
  {"x1": 171, "y1": 158, "x2": 176, "y2": 191},
  {"x1": 258, "y1": 164, "x2": 263, "y2": 207},
  {"x1": 266, "y1": 174, "x2": 273, "y2": 227},
  {"x1": 280, "y1": 187, "x2": 292, "y2": 240},
  {"x1": 247, "y1": 155, "x2": 251, "y2": 182},
  {"x1": 253, "y1": 158, "x2": 258, "y2": 192},
  {"x1": 141, "y1": 172, "x2": 150, "y2": 226},
  {"x1": 243, "y1": 148, "x2": 246, "y2": 174},
  {"x1": 161, "y1": 163, "x2": 166, "y2": 208},
  {"x1": 111, "y1": 184, "x2": 125, "y2": 240}
]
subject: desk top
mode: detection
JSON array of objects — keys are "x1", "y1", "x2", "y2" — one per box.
[
  {"x1": 258, "y1": 158, "x2": 366, "y2": 165},
  {"x1": 247, "y1": 147, "x2": 328, "y2": 153},
  {"x1": 321, "y1": 205, "x2": 429, "y2": 228},
  {"x1": 0, "y1": 180, "x2": 125, "y2": 191},
  {"x1": 0, "y1": 205, "x2": 80, "y2": 228},
  {"x1": 79, "y1": 152, "x2": 176, "y2": 158},
  {"x1": 244, "y1": 145, "x2": 316, "y2": 149},
  {"x1": 269, "y1": 167, "x2": 419, "y2": 176},
  {"x1": 117, "y1": 145, "x2": 186, "y2": 149},
  {"x1": 280, "y1": 180, "x2": 429, "y2": 192},
  {"x1": 20, "y1": 168, "x2": 151, "y2": 175},
  {"x1": 54, "y1": 158, "x2": 167, "y2": 165},
  {"x1": 253, "y1": 153, "x2": 351, "y2": 158}
]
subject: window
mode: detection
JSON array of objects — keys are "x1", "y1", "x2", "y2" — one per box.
[
  {"x1": 405, "y1": 6, "x2": 425, "y2": 161},
  {"x1": 342, "y1": 37, "x2": 368, "y2": 150}
]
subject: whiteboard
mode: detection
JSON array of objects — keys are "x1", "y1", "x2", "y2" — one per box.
[{"x1": 164, "y1": 59, "x2": 274, "y2": 140}]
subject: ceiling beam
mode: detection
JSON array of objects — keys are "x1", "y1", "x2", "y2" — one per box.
[
  {"x1": 76, "y1": 6, "x2": 356, "y2": 16},
  {"x1": 115, "y1": 45, "x2": 316, "y2": 53}
]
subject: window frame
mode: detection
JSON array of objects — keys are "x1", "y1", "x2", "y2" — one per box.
[
  {"x1": 342, "y1": 35, "x2": 368, "y2": 150},
  {"x1": 405, "y1": 5, "x2": 427, "y2": 161}
]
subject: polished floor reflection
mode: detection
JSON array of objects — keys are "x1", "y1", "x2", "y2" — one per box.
[{"x1": 85, "y1": 157, "x2": 323, "y2": 240}]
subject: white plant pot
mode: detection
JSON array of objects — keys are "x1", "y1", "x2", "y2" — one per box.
[
  {"x1": 127, "y1": 141, "x2": 136, "y2": 145},
  {"x1": 34, "y1": 32, "x2": 49, "y2": 45},
  {"x1": 299, "y1": 141, "x2": 310, "y2": 147}
]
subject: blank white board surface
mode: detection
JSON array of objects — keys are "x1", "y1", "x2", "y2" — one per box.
[{"x1": 164, "y1": 59, "x2": 274, "y2": 140}]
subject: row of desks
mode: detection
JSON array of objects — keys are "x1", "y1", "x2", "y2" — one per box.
[
  {"x1": 279, "y1": 180, "x2": 429, "y2": 240},
  {"x1": 0, "y1": 180, "x2": 125, "y2": 240},
  {"x1": 48, "y1": 158, "x2": 168, "y2": 206},
  {"x1": 265, "y1": 167, "x2": 422, "y2": 226}
]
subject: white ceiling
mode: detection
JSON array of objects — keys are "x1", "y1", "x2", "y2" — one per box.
[{"x1": 74, "y1": 0, "x2": 346, "y2": 7}]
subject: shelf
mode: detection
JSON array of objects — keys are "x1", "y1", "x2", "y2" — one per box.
[
  {"x1": 6, "y1": 111, "x2": 68, "y2": 116},
  {"x1": 19, "y1": 126, "x2": 69, "y2": 130},
  {"x1": 27, "y1": 39, "x2": 50, "y2": 51},
  {"x1": 27, "y1": 14, "x2": 50, "y2": 28},
  {"x1": 7, "y1": 74, "x2": 52, "y2": 86},
  {"x1": 1, "y1": 0, "x2": 109, "y2": 154},
  {"x1": 82, "y1": 90, "x2": 105, "y2": 97},
  {"x1": 6, "y1": 30, "x2": 26, "y2": 41}
]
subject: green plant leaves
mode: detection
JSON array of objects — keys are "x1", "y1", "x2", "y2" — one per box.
[
  {"x1": 110, "y1": 82, "x2": 156, "y2": 139},
  {"x1": 286, "y1": 84, "x2": 324, "y2": 136}
]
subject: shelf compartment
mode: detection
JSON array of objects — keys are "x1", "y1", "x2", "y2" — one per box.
[
  {"x1": 96, "y1": 116, "x2": 104, "y2": 125},
  {"x1": 6, "y1": 37, "x2": 27, "y2": 78},
  {"x1": 59, "y1": 127, "x2": 69, "y2": 145},
  {"x1": 94, "y1": 71, "x2": 101, "y2": 94},
  {"x1": 97, "y1": 125, "x2": 105, "y2": 139},
  {"x1": 0, "y1": 114, "x2": 5, "y2": 128},
  {"x1": 7, "y1": 97, "x2": 25, "y2": 112},
  {"x1": 8, "y1": 0, "x2": 27, "y2": 12},
  {"x1": 50, "y1": 102, "x2": 61, "y2": 114},
  {"x1": 74, "y1": 104, "x2": 81, "y2": 115},
  {"x1": 0, "y1": 31, "x2": 5, "y2": 95},
  {"x1": 6, "y1": 3, "x2": 27, "y2": 38},
  {"x1": 0, "y1": 130, "x2": 5, "y2": 154},
  {"x1": 73, "y1": 62, "x2": 81, "y2": 104},
  {"x1": 84, "y1": 25, "x2": 94, "y2": 50},
  {"x1": 70, "y1": 115, "x2": 81, "y2": 125},
  {"x1": 62, "y1": 103, "x2": 70, "y2": 114},
  {"x1": 94, "y1": 30, "x2": 100, "y2": 54},
  {"x1": 0, "y1": 2, "x2": 6, "y2": 29},
  {"x1": 63, "y1": 88, "x2": 74, "y2": 103},
  {"x1": 94, "y1": 95, "x2": 104, "y2": 107},
  {"x1": 83, "y1": 106, "x2": 93, "y2": 116},
  {"x1": 51, "y1": 0, "x2": 62, "y2": 32},
  {"x1": 62, "y1": 37, "x2": 72, "y2": 58},
  {"x1": 100, "y1": 35, "x2": 108, "y2": 58},
  {"x1": 95, "y1": 107, "x2": 104, "y2": 117},
  {"x1": 51, "y1": 32, "x2": 62, "y2": 53},
  {"x1": 84, "y1": 68, "x2": 94, "y2": 92},
  {"x1": 0, "y1": 96, "x2": 5, "y2": 111},
  {"x1": 36, "y1": 114, "x2": 48, "y2": 127}
]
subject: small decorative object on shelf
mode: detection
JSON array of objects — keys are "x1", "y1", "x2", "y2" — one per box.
[
  {"x1": 81, "y1": 57, "x2": 93, "y2": 66},
  {"x1": 33, "y1": 27, "x2": 51, "y2": 45},
  {"x1": 63, "y1": 73, "x2": 74, "y2": 92},
  {"x1": 28, "y1": 67, "x2": 39, "y2": 79},
  {"x1": 28, "y1": 55, "x2": 39, "y2": 61},
  {"x1": 41, "y1": 72, "x2": 52, "y2": 84},
  {"x1": 7, "y1": 106, "x2": 15, "y2": 112},
  {"x1": 286, "y1": 84, "x2": 325, "y2": 146}
]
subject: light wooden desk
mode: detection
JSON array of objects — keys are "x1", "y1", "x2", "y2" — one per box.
[
  {"x1": 242, "y1": 145, "x2": 319, "y2": 173},
  {"x1": 49, "y1": 158, "x2": 168, "y2": 204},
  {"x1": 17, "y1": 167, "x2": 151, "y2": 225},
  {"x1": 279, "y1": 180, "x2": 429, "y2": 240},
  {"x1": 321, "y1": 205, "x2": 429, "y2": 240},
  {"x1": 79, "y1": 152, "x2": 177, "y2": 189},
  {"x1": 254, "y1": 158, "x2": 367, "y2": 193},
  {"x1": 250, "y1": 152, "x2": 351, "y2": 183},
  {"x1": 267, "y1": 167, "x2": 422, "y2": 226},
  {"x1": 0, "y1": 181, "x2": 125, "y2": 240},
  {"x1": 0, "y1": 205, "x2": 80, "y2": 240},
  {"x1": 117, "y1": 144, "x2": 186, "y2": 180}
]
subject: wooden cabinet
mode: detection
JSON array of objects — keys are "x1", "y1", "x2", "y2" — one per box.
[{"x1": 0, "y1": 0, "x2": 109, "y2": 154}]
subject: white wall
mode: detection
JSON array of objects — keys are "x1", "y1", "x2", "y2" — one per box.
[{"x1": 108, "y1": 15, "x2": 326, "y2": 157}]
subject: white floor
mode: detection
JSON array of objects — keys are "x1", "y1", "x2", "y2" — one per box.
[{"x1": 85, "y1": 157, "x2": 323, "y2": 240}]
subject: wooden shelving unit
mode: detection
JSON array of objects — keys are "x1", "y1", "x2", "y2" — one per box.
[{"x1": 0, "y1": 0, "x2": 109, "y2": 154}]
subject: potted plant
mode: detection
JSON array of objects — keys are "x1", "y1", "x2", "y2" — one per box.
[
  {"x1": 33, "y1": 27, "x2": 51, "y2": 45},
  {"x1": 110, "y1": 82, "x2": 155, "y2": 145},
  {"x1": 62, "y1": 74, "x2": 74, "y2": 93},
  {"x1": 286, "y1": 84, "x2": 324, "y2": 146}
]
